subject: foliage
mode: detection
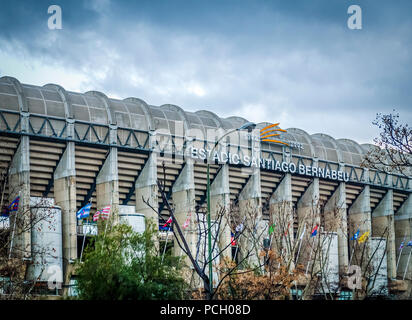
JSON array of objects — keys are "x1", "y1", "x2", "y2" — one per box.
[
  {"x1": 192, "y1": 252, "x2": 300, "y2": 300},
  {"x1": 75, "y1": 222, "x2": 187, "y2": 300}
]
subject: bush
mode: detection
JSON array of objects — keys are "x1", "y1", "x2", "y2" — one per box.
[{"x1": 75, "y1": 222, "x2": 187, "y2": 300}]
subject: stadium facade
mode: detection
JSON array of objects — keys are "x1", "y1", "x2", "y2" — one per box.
[{"x1": 0, "y1": 76, "x2": 410, "y2": 298}]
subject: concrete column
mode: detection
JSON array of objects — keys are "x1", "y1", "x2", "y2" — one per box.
[
  {"x1": 96, "y1": 147, "x2": 119, "y2": 229},
  {"x1": 394, "y1": 194, "x2": 412, "y2": 280},
  {"x1": 135, "y1": 152, "x2": 158, "y2": 227},
  {"x1": 171, "y1": 160, "x2": 196, "y2": 260},
  {"x1": 210, "y1": 163, "x2": 231, "y2": 261},
  {"x1": 297, "y1": 176, "x2": 320, "y2": 269},
  {"x1": 324, "y1": 181, "x2": 349, "y2": 275},
  {"x1": 8, "y1": 135, "x2": 31, "y2": 259},
  {"x1": 238, "y1": 132, "x2": 263, "y2": 269},
  {"x1": 372, "y1": 184, "x2": 396, "y2": 279},
  {"x1": 269, "y1": 173, "x2": 294, "y2": 264},
  {"x1": 348, "y1": 185, "x2": 372, "y2": 271},
  {"x1": 53, "y1": 142, "x2": 77, "y2": 289}
]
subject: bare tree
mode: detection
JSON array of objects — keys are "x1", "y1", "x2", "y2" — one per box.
[
  {"x1": 361, "y1": 111, "x2": 411, "y2": 176},
  {"x1": 0, "y1": 163, "x2": 60, "y2": 299}
]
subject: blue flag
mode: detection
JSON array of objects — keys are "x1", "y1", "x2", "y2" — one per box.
[
  {"x1": 8, "y1": 196, "x2": 20, "y2": 212},
  {"x1": 407, "y1": 240, "x2": 412, "y2": 247},
  {"x1": 77, "y1": 203, "x2": 91, "y2": 220},
  {"x1": 351, "y1": 229, "x2": 360, "y2": 241}
]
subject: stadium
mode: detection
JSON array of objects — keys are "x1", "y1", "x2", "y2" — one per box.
[{"x1": 0, "y1": 76, "x2": 410, "y2": 299}]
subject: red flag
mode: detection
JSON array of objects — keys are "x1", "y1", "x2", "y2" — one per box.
[{"x1": 163, "y1": 217, "x2": 172, "y2": 227}]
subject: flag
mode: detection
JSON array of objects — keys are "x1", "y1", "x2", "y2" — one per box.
[
  {"x1": 76, "y1": 203, "x2": 91, "y2": 220},
  {"x1": 163, "y1": 216, "x2": 172, "y2": 227},
  {"x1": 235, "y1": 223, "x2": 244, "y2": 233},
  {"x1": 159, "y1": 225, "x2": 171, "y2": 231},
  {"x1": 182, "y1": 215, "x2": 190, "y2": 229},
  {"x1": 8, "y1": 196, "x2": 20, "y2": 212},
  {"x1": 351, "y1": 229, "x2": 360, "y2": 241},
  {"x1": 358, "y1": 231, "x2": 370, "y2": 243},
  {"x1": 399, "y1": 240, "x2": 405, "y2": 250},
  {"x1": 407, "y1": 240, "x2": 412, "y2": 247},
  {"x1": 100, "y1": 205, "x2": 111, "y2": 220},
  {"x1": 93, "y1": 210, "x2": 101, "y2": 222},
  {"x1": 268, "y1": 223, "x2": 275, "y2": 235},
  {"x1": 92, "y1": 205, "x2": 111, "y2": 221},
  {"x1": 310, "y1": 225, "x2": 318, "y2": 237},
  {"x1": 299, "y1": 225, "x2": 306, "y2": 240},
  {"x1": 231, "y1": 232, "x2": 236, "y2": 246}
]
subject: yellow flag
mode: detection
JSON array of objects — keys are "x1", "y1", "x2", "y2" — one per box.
[{"x1": 358, "y1": 231, "x2": 370, "y2": 243}]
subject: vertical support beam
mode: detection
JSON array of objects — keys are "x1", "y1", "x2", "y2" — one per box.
[
  {"x1": 269, "y1": 172, "x2": 294, "y2": 264},
  {"x1": 53, "y1": 142, "x2": 77, "y2": 290},
  {"x1": 8, "y1": 135, "x2": 30, "y2": 259},
  {"x1": 96, "y1": 147, "x2": 119, "y2": 229},
  {"x1": 238, "y1": 132, "x2": 263, "y2": 268},
  {"x1": 348, "y1": 184, "x2": 372, "y2": 272},
  {"x1": 135, "y1": 130, "x2": 158, "y2": 229},
  {"x1": 171, "y1": 159, "x2": 197, "y2": 278},
  {"x1": 135, "y1": 152, "x2": 158, "y2": 226},
  {"x1": 394, "y1": 194, "x2": 412, "y2": 281},
  {"x1": 210, "y1": 163, "x2": 231, "y2": 260},
  {"x1": 297, "y1": 171, "x2": 320, "y2": 268},
  {"x1": 372, "y1": 180, "x2": 396, "y2": 279},
  {"x1": 324, "y1": 170, "x2": 349, "y2": 275}
]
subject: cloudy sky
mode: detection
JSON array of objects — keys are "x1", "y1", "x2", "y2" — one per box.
[{"x1": 0, "y1": 0, "x2": 411, "y2": 144}]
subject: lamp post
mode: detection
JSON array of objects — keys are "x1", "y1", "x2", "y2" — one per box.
[{"x1": 206, "y1": 122, "x2": 256, "y2": 297}]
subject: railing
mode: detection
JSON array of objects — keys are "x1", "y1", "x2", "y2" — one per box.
[{"x1": 0, "y1": 109, "x2": 409, "y2": 192}]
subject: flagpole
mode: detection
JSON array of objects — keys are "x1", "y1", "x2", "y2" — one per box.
[
  {"x1": 79, "y1": 200, "x2": 92, "y2": 262},
  {"x1": 396, "y1": 234, "x2": 406, "y2": 274},
  {"x1": 295, "y1": 225, "x2": 306, "y2": 265},
  {"x1": 161, "y1": 228, "x2": 169, "y2": 263},
  {"x1": 403, "y1": 248, "x2": 411, "y2": 280},
  {"x1": 305, "y1": 237, "x2": 315, "y2": 276},
  {"x1": 80, "y1": 220, "x2": 87, "y2": 262}
]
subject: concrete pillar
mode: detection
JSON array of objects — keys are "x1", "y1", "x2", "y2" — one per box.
[
  {"x1": 96, "y1": 147, "x2": 119, "y2": 229},
  {"x1": 297, "y1": 177, "x2": 320, "y2": 269},
  {"x1": 135, "y1": 152, "x2": 158, "y2": 227},
  {"x1": 8, "y1": 135, "x2": 31, "y2": 259},
  {"x1": 238, "y1": 133, "x2": 263, "y2": 269},
  {"x1": 210, "y1": 163, "x2": 231, "y2": 261},
  {"x1": 53, "y1": 142, "x2": 77, "y2": 289},
  {"x1": 171, "y1": 161, "x2": 196, "y2": 267},
  {"x1": 348, "y1": 185, "x2": 372, "y2": 271},
  {"x1": 372, "y1": 185, "x2": 396, "y2": 279},
  {"x1": 395, "y1": 194, "x2": 412, "y2": 280},
  {"x1": 324, "y1": 181, "x2": 349, "y2": 275},
  {"x1": 269, "y1": 173, "x2": 294, "y2": 265}
]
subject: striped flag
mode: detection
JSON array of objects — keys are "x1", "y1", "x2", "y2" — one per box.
[
  {"x1": 100, "y1": 205, "x2": 111, "y2": 220},
  {"x1": 163, "y1": 216, "x2": 172, "y2": 227},
  {"x1": 76, "y1": 203, "x2": 91, "y2": 220},
  {"x1": 93, "y1": 205, "x2": 111, "y2": 221},
  {"x1": 93, "y1": 210, "x2": 101, "y2": 222},
  {"x1": 407, "y1": 240, "x2": 412, "y2": 247},
  {"x1": 399, "y1": 240, "x2": 405, "y2": 250},
  {"x1": 231, "y1": 232, "x2": 236, "y2": 246},
  {"x1": 310, "y1": 225, "x2": 318, "y2": 237}
]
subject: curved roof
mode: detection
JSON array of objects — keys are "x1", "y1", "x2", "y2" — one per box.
[{"x1": 0, "y1": 76, "x2": 370, "y2": 165}]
